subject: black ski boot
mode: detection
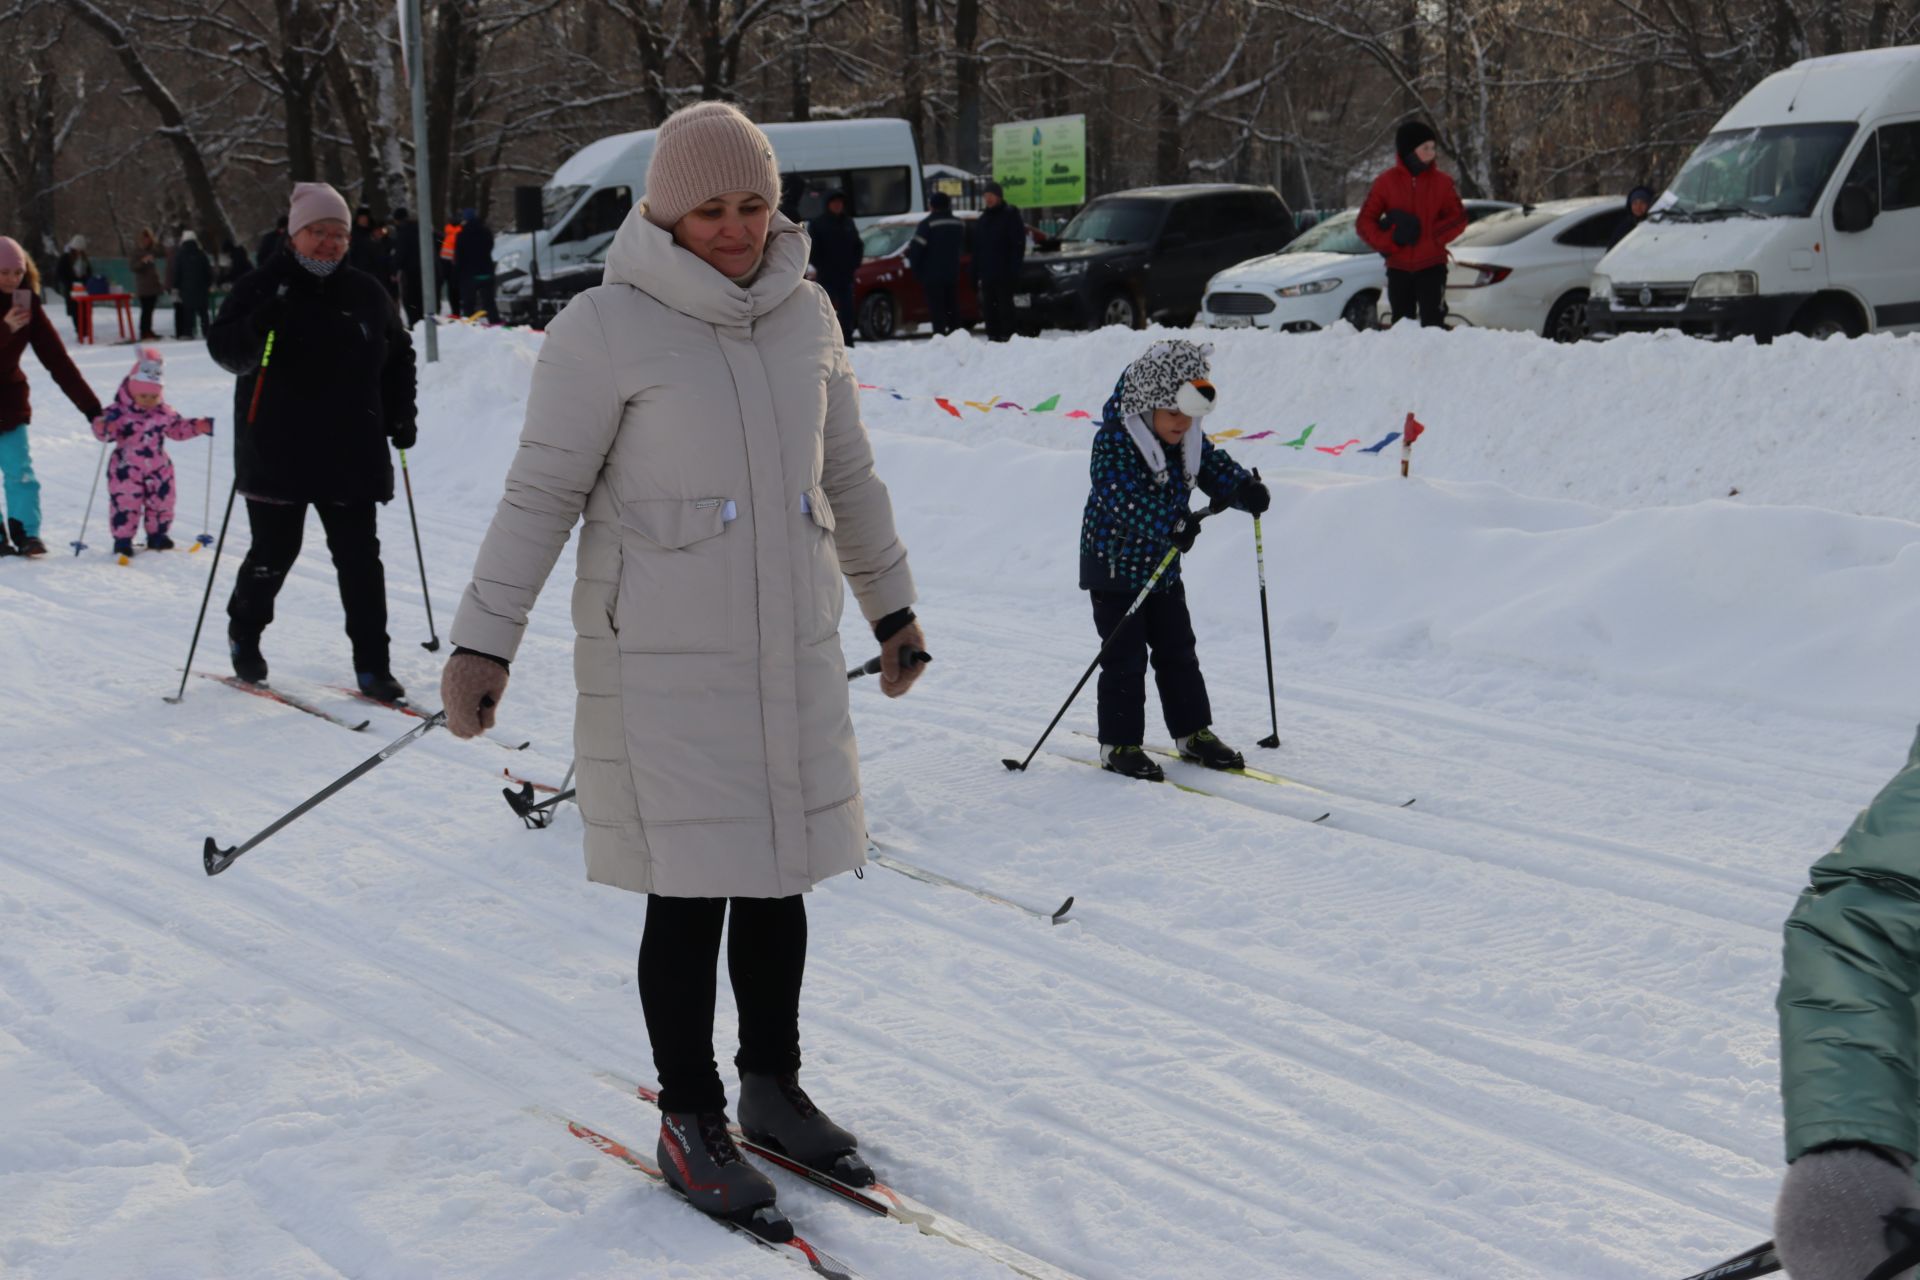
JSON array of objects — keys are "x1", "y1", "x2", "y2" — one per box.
[
  {"x1": 738, "y1": 1072, "x2": 873, "y2": 1186},
  {"x1": 229, "y1": 631, "x2": 268, "y2": 685},
  {"x1": 357, "y1": 671, "x2": 407, "y2": 704},
  {"x1": 146, "y1": 532, "x2": 175, "y2": 551},
  {"x1": 657, "y1": 1110, "x2": 788, "y2": 1237},
  {"x1": 1100, "y1": 744, "x2": 1165, "y2": 782},
  {"x1": 10, "y1": 519, "x2": 45, "y2": 557},
  {"x1": 1177, "y1": 728, "x2": 1245, "y2": 772},
  {"x1": 0, "y1": 525, "x2": 15, "y2": 557}
]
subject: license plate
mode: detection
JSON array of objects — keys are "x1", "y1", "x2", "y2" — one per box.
[
  {"x1": 1013, "y1": 294, "x2": 1032, "y2": 308},
  {"x1": 1212, "y1": 314, "x2": 1252, "y2": 328}
]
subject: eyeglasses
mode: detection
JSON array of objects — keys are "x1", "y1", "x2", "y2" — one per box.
[{"x1": 299, "y1": 229, "x2": 350, "y2": 247}]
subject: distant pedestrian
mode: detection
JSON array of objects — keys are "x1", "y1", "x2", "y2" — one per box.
[
  {"x1": 440, "y1": 219, "x2": 461, "y2": 315},
  {"x1": 906, "y1": 192, "x2": 965, "y2": 336},
  {"x1": 257, "y1": 217, "x2": 289, "y2": 265},
  {"x1": 220, "y1": 237, "x2": 254, "y2": 286},
  {"x1": 453, "y1": 207, "x2": 496, "y2": 320},
  {"x1": 53, "y1": 236, "x2": 90, "y2": 327},
  {"x1": 1357, "y1": 120, "x2": 1467, "y2": 328},
  {"x1": 130, "y1": 228, "x2": 164, "y2": 341},
  {"x1": 167, "y1": 230, "x2": 214, "y2": 341},
  {"x1": 1606, "y1": 186, "x2": 1656, "y2": 250},
  {"x1": 391, "y1": 206, "x2": 424, "y2": 326},
  {"x1": 807, "y1": 189, "x2": 864, "y2": 345},
  {"x1": 0, "y1": 235, "x2": 104, "y2": 558},
  {"x1": 972, "y1": 181, "x2": 1028, "y2": 342}
]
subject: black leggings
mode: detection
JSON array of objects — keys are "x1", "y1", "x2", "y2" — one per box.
[
  {"x1": 1386, "y1": 265, "x2": 1448, "y2": 328},
  {"x1": 639, "y1": 893, "x2": 808, "y2": 1115}
]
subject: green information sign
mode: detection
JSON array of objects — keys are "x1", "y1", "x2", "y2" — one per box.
[{"x1": 991, "y1": 114, "x2": 1086, "y2": 208}]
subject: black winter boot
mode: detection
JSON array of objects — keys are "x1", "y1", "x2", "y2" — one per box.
[
  {"x1": 1177, "y1": 728, "x2": 1245, "y2": 772},
  {"x1": 657, "y1": 1110, "x2": 787, "y2": 1235},
  {"x1": 146, "y1": 532, "x2": 175, "y2": 550},
  {"x1": 738, "y1": 1072, "x2": 872, "y2": 1186},
  {"x1": 357, "y1": 671, "x2": 407, "y2": 705},
  {"x1": 229, "y1": 631, "x2": 268, "y2": 685},
  {"x1": 10, "y1": 518, "x2": 45, "y2": 557},
  {"x1": 1100, "y1": 744, "x2": 1165, "y2": 782}
]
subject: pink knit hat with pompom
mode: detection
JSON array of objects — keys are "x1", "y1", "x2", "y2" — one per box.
[{"x1": 128, "y1": 346, "x2": 164, "y2": 398}]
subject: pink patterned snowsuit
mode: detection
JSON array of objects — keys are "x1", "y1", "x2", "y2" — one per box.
[{"x1": 92, "y1": 379, "x2": 212, "y2": 539}]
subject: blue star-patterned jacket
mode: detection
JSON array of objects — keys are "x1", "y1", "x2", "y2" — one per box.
[{"x1": 1077, "y1": 401, "x2": 1254, "y2": 593}]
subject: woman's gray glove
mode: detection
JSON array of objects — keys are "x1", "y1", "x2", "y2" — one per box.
[
  {"x1": 1775, "y1": 1144, "x2": 1920, "y2": 1280},
  {"x1": 440, "y1": 649, "x2": 510, "y2": 739}
]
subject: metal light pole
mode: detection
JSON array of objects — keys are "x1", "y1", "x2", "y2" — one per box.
[{"x1": 402, "y1": 0, "x2": 439, "y2": 362}]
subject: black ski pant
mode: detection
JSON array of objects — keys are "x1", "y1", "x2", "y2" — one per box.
[
  {"x1": 639, "y1": 893, "x2": 808, "y2": 1115},
  {"x1": 226, "y1": 499, "x2": 391, "y2": 674},
  {"x1": 138, "y1": 295, "x2": 158, "y2": 339},
  {"x1": 1386, "y1": 264, "x2": 1448, "y2": 328},
  {"x1": 174, "y1": 298, "x2": 213, "y2": 341},
  {"x1": 925, "y1": 280, "x2": 960, "y2": 336},
  {"x1": 978, "y1": 277, "x2": 1017, "y2": 342},
  {"x1": 1090, "y1": 581, "x2": 1213, "y2": 747},
  {"x1": 819, "y1": 274, "x2": 857, "y2": 345}
]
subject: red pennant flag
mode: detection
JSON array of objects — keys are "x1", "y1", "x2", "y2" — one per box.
[
  {"x1": 1315, "y1": 439, "x2": 1363, "y2": 456},
  {"x1": 1402, "y1": 412, "x2": 1426, "y2": 446},
  {"x1": 935, "y1": 398, "x2": 963, "y2": 419}
]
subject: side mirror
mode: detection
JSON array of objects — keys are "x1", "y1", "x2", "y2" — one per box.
[{"x1": 1834, "y1": 183, "x2": 1878, "y2": 234}]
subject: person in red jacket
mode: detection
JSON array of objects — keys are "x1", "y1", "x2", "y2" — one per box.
[{"x1": 1357, "y1": 120, "x2": 1468, "y2": 329}]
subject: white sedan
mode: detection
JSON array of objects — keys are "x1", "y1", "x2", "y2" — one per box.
[
  {"x1": 1443, "y1": 197, "x2": 1627, "y2": 341},
  {"x1": 1198, "y1": 202, "x2": 1514, "y2": 333}
]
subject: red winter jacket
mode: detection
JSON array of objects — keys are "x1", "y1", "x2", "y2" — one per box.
[{"x1": 1357, "y1": 158, "x2": 1468, "y2": 273}]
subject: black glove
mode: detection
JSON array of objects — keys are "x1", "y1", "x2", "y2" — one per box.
[
  {"x1": 249, "y1": 292, "x2": 287, "y2": 339},
  {"x1": 1383, "y1": 210, "x2": 1422, "y2": 247},
  {"x1": 389, "y1": 421, "x2": 417, "y2": 451},
  {"x1": 1236, "y1": 480, "x2": 1271, "y2": 516},
  {"x1": 1170, "y1": 517, "x2": 1203, "y2": 555}
]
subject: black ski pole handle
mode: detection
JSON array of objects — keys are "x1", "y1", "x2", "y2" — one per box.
[{"x1": 848, "y1": 649, "x2": 933, "y2": 680}]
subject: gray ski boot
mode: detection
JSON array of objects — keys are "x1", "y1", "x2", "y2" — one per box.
[
  {"x1": 738, "y1": 1072, "x2": 874, "y2": 1186},
  {"x1": 656, "y1": 1110, "x2": 789, "y2": 1238}
]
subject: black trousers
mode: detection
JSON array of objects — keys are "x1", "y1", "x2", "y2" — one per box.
[
  {"x1": 399, "y1": 273, "x2": 424, "y2": 328},
  {"x1": 138, "y1": 295, "x2": 158, "y2": 339},
  {"x1": 226, "y1": 499, "x2": 391, "y2": 673},
  {"x1": 639, "y1": 894, "x2": 808, "y2": 1115},
  {"x1": 820, "y1": 276, "x2": 857, "y2": 345},
  {"x1": 1090, "y1": 582, "x2": 1213, "y2": 746},
  {"x1": 1386, "y1": 265, "x2": 1448, "y2": 328},
  {"x1": 925, "y1": 280, "x2": 960, "y2": 336},
  {"x1": 978, "y1": 277, "x2": 1016, "y2": 342},
  {"x1": 174, "y1": 299, "x2": 212, "y2": 341}
]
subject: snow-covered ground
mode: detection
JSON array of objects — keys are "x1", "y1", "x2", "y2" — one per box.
[{"x1": 4, "y1": 318, "x2": 1916, "y2": 1279}]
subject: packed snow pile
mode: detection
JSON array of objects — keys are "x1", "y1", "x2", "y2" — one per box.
[{"x1": 4, "y1": 319, "x2": 1918, "y2": 1280}]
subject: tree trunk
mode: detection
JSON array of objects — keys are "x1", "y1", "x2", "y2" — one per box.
[
  {"x1": 954, "y1": 0, "x2": 980, "y2": 172},
  {"x1": 326, "y1": 49, "x2": 387, "y2": 214},
  {"x1": 790, "y1": 15, "x2": 812, "y2": 121},
  {"x1": 428, "y1": 0, "x2": 466, "y2": 227},
  {"x1": 900, "y1": 0, "x2": 922, "y2": 155},
  {"x1": 1154, "y1": 0, "x2": 1181, "y2": 181}
]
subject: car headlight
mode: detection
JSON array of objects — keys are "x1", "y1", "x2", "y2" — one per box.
[
  {"x1": 1590, "y1": 274, "x2": 1612, "y2": 301},
  {"x1": 1691, "y1": 271, "x2": 1757, "y2": 299},
  {"x1": 1046, "y1": 261, "x2": 1087, "y2": 278},
  {"x1": 1275, "y1": 279, "x2": 1340, "y2": 297}
]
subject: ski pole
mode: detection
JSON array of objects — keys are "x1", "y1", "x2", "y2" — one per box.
[
  {"x1": 194, "y1": 429, "x2": 214, "y2": 550},
  {"x1": 163, "y1": 481, "x2": 237, "y2": 705},
  {"x1": 70, "y1": 440, "x2": 108, "y2": 555},
  {"x1": 504, "y1": 782, "x2": 575, "y2": 828},
  {"x1": 1002, "y1": 496, "x2": 1229, "y2": 773},
  {"x1": 848, "y1": 649, "x2": 932, "y2": 680},
  {"x1": 398, "y1": 449, "x2": 440, "y2": 652},
  {"x1": 204, "y1": 709, "x2": 448, "y2": 875},
  {"x1": 1676, "y1": 1239, "x2": 1777, "y2": 1280},
  {"x1": 1251, "y1": 469, "x2": 1281, "y2": 750}
]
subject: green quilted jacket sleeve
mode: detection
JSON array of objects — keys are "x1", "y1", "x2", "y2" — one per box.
[{"x1": 1779, "y1": 726, "x2": 1920, "y2": 1162}]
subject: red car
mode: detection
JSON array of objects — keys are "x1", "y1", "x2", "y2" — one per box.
[{"x1": 849, "y1": 212, "x2": 982, "y2": 341}]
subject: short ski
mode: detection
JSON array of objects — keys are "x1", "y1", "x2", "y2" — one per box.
[
  {"x1": 1076, "y1": 731, "x2": 1416, "y2": 808},
  {"x1": 532, "y1": 1106, "x2": 861, "y2": 1280},
  {"x1": 331, "y1": 685, "x2": 530, "y2": 751},
  {"x1": 503, "y1": 768, "x2": 561, "y2": 793},
  {"x1": 865, "y1": 840, "x2": 1073, "y2": 924},
  {"x1": 1057, "y1": 752, "x2": 1331, "y2": 822},
  {"x1": 198, "y1": 673, "x2": 371, "y2": 731},
  {"x1": 605, "y1": 1075, "x2": 1083, "y2": 1280},
  {"x1": 1678, "y1": 1239, "x2": 1778, "y2": 1280}
]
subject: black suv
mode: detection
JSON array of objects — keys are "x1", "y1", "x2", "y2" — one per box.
[{"x1": 1016, "y1": 185, "x2": 1296, "y2": 330}]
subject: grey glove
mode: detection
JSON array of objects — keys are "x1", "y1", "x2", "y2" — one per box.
[{"x1": 1776, "y1": 1144, "x2": 1920, "y2": 1280}]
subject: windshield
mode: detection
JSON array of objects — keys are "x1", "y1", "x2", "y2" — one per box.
[
  {"x1": 1059, "y1": 200, "x2": 1162, "y2": 245},
  {"x1": 543, "y1": 183, "x2": 587, "y2": 232},
  {"x1": 860, "y1": 224, "x2": 916, "y2": 258},
  {"x1": 1660, "y1": 123, "x2": 1857, "y2": 220},
  {"x1": 1282, "y1": 211, "x2": 1369, "y2": 255}
]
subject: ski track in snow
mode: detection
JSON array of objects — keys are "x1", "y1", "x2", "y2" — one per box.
[{"x1": 4, "y1": 325, "x2": 1914, "y2": 1278}]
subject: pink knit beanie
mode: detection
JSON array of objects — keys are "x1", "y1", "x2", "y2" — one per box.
[
  {"x1": 643, "y1": 102, "x2": 782, "y2": 229},
  {"x1": 128, "y1": 346, "x2": 164, "y2": 398},
  {"x1": 289, "y1": 182, "x2": 351, "y2": 236},
  {"x1": 0, "y1": 236, "x2": 25, "y2": 273}
]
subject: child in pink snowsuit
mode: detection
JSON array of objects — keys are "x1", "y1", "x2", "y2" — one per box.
[{"x1": 91, "y1": 347, "x2": 212, "y2": 557}]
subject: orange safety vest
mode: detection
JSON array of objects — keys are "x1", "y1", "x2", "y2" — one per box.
[{"x1": 440, "y1": 224, "x2": 459, "y2": 261}]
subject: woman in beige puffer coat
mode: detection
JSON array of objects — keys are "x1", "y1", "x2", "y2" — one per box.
[{"x1": 440, "y1": 102, "x2": 928, "y2": 1227}]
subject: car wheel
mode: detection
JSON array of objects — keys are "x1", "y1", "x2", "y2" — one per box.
[
  {"x1": 1544, "y1": 290, "x2": 1591, "y2": 344},
  {"x1": 1341, "y1": 291, "x2": 1379, "y2": 331},
  {"x1": 1099, "y1": 290, "x2": 1142, "y2": 330},
  {"x1": 859, "y1": 292, "x2": 897, "y2": 342},
  {"x1": 1793, "y1": 299, "x2": 1863, "y2": 340}
]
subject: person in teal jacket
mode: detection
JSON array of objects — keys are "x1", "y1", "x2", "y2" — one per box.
[{"x1": 1775, "y1": 727, "x2": 1920, "y2": 1279}]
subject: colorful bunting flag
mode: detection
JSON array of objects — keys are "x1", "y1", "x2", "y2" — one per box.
[
  {"x1": 1360, "y1": 432, "x2": 1400, "y2": 454},
  {"x1": 1065, "y1": 410, "x2": 1092, "y2": 419},
  {"x1": 935, "y1": 398, "x2": 962, "y2": 418},
  {"x1": 1315, "y1": 439, "x2": 1362, "y2": 456},
  {"x1": 1032, "y1": 394, "x2": 1061, "y2": 413},
  {"x1": 1281, "y1": 424, "x2": 1316, "y2": 450}
]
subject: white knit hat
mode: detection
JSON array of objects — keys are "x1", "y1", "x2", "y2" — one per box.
[
  {"x1": 643, "y1": 102, "x2": 782, "y2": 229},
  {"x1": 289, "y1": 182, "x2": 351, "y2": 236}
]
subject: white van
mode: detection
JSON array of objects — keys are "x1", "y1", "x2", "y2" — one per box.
[
  {"x1": 1589, "y1": 44, "x2": 1920, "y2": 340},
  {"x1": 494, "y1": 118, "x2": 924, "y2": 278}
]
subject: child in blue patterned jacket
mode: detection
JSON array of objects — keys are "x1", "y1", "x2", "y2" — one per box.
[{"x1": 1078, "y1": 339, "x2": 1269, "y2": 782}]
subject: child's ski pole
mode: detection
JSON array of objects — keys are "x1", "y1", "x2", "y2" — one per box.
[
  {"x1": 1003, "y1": 495, "x2": 1229, "y2": 773},
  {"x1": 194, "y1": 429, "x2": 214, "y2": 550},
  {"x1": 70, "y1": 440, "x2": 108, "y2": 556},
  {"x1": 1251, "y1": 469, "x2": 1281, "y2": 750}
]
